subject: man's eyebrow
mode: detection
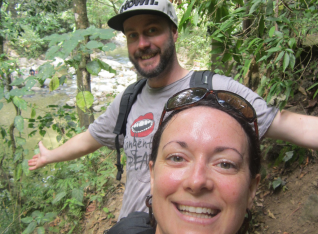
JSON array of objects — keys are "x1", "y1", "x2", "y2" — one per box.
[
  {"x1": 162, "y1": 141, "x2": 188, "y2": 150},
  {"x1": 124, "y1": 19, "x2": 162, "y2": 34},
  {"x1": 214, "y1": 146, "x2": 243, "y2": 159}
]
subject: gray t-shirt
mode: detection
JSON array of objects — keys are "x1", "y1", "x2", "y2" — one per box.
[{"x1": 89, "y1": 71, "x2": 278, "y2": 219}]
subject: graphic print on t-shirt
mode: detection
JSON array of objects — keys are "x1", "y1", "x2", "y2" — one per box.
[{"x1": 130, "y1": 112, "x2": 154, "y2": 137}]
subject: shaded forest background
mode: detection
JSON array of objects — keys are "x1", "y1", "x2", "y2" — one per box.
[{"x1": 0, "y1": 0, "x2": 318, "y2": 233}]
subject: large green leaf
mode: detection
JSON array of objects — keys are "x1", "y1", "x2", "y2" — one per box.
[
  {"x1": 179, "y1": 0, "x2": 196, "y2": 28},
  {"x1": 49, "y1": 76, "x2": 60, "y2": 91},
  {"x1": 272, "y1": 177, "x2": 282, "y2": 190},
  {"x1": 22, "y1": 159, "x2": 30, "y2": 176},
  {"x1": 102, "y1": 43, "x2": 116, "y2": 52},
  {"x1": 283, "y1": 52, "x2": 290, "y2": 71},
  {"x1": 86, "y1": 40, "x2": 104, "y2": 50},
  {"x1": 289, "y1": 54, "x2": 295, "y2": 70},
  {"x1": 249, "y1": 0, "x2": 261, "y2": 14},
  {"x1": 16, "y1": 137, "x2": 26, "y2": 146},
  {"x1": 13, "y1": 96, "x2": 27, "y2": 110},
  {"x1": 98, "y1": 29, "x2": 115, "y2": 40},
  {"x1": 10, "y1": 78, "x2": 24, "y2": 86},
  {"x1": 97, "y1": 59, "x2": 116, "y2": 74},
  {"x1": 62, "y1": 39, "x2": 79, "y2": 58},
  {"x1": 25, "y1": 79, "x2": 36, "y2": 90},
  {"x1": 76, "y1": 91, "x2": 94, "y2": 112},
  {"x1": 86, "y1": 60, "x2": 101, "y2": 75},
  {"x1": 22, "y1": 221, "x2": 37, "y2": 234},
  {"x1": 266, "y1": 0, "x2": 273, "y2": 15},
  {"x1": 14, "y1": 115, "x2": 24, "y2": 132},
  {"x1": 21, "y1": 217, "x2": 33, "y2": 224},
  {"x1": 269, "y1": 26, "x2": 275, "y2": 37},
  {"x1": 37, "y1": 227, "x2": 45, "y2": 234},
  {"x1": 259, "y1": 15, "x2": 264, "y2": 37},
  {"x1": 37, "y1": 63, "x2": 55, "y2": 80},
  {"x1": 43, "y1": 212, "x2": 57, "y2": 222},
  {"x1": 52, "y1": 191, "x2": 67, "y2": 204},
  {"x1": 46, "y1": 45, "x2": 60, "y2": 60},
  {"x1": 275, "y1": 51, "x2": 285, "y2": 63},
  {"x1": 72, "y1": 188, "x2": 84, "y2": 203},
  {"x1": 10, "y1": 88, "x2": 26, "y2": 97}
]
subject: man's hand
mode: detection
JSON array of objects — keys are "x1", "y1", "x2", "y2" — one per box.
[{"x1": 28, "y1": 141, "x2": 49, "y2": 170}]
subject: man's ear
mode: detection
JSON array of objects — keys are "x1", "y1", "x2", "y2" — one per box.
[
  {"x1": 248, "y1": 174, "x2": 261, "y2": 209},
  {"x1": 171, "y1": 25, "x2": 178, "y2": 42},
  {"x1": 149, "y1": 161, "x2": 154, "y2": 194}
]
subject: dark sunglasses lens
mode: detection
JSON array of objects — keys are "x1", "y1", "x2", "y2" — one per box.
[
  {"x1": 216, "y1": 92, "x2": 255, "y2": 120},
  {"x1": 167, "y1": 88, "x2": 207, "y2": 110}
]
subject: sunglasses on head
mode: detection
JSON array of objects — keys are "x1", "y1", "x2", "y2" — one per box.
[{"x1": 159, "y1": 87, "x2": 259, "y2": 138}]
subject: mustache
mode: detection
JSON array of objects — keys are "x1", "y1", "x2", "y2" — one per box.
[{"x1": 134, "y1": 48, "x2": 160, "y2": 59}]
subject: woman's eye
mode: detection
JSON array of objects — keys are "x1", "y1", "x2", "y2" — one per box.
[
  {"x1": 217, "y1": 162, "x2": 236, "y2": 169},
  {"x1": 168, "y1": 155, "x2": 184, "y2": 163}
]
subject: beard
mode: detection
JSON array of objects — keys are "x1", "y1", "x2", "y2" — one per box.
[{"x1": 129, "y1": 33, "x2": 175, "y2": 79}]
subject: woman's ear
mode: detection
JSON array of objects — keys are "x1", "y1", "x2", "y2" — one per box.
[
  {"x1": 248, "y1": 174, "x2": 261, "y2": 209},
  {"x1": 149, "y1": 161, "x2": 154, "y2": 194}
]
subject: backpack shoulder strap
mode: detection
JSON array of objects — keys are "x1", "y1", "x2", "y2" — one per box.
[
  {"x1": 113, "y1": 78, "x2": 147, "y2": 180},
  {"x1": 189, "y1": 70, "x2": 215, "y2": 90},
  {"x1": 113, "y1": 78, "x2": 147, "y2": 136}
]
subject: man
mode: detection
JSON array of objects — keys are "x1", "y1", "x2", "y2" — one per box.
[{"x1": 29, "y1": 0, "x2": 318, "y2": 223}]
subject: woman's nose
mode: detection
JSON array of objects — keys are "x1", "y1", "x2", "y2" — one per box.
[{"x1": 183, "y1": 161, "x2": 214, "y2": 194}]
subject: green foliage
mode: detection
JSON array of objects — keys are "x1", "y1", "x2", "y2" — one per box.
[{"x1": 178, "y1": 0, "x2": 318, "y2": 109}]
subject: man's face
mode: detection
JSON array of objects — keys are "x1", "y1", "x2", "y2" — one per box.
[{"x1": 123, "y1": 14, "x2": 177, "y2": 78}]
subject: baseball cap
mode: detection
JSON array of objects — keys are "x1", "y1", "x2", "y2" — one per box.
[{"x1": 108, "y1": 0, "x2": 178, "y2": 32}]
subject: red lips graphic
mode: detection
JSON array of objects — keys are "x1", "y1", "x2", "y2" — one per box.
[{"x1": 130, "y1": 112, "x2": 155, "y2": 137}]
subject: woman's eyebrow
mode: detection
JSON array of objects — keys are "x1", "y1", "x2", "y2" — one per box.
[
  {"x1": 162, "y1": 141, "x2": 188, "y2": 150},
  {"x1": 214, "y1": 146, "x2": 243, "y2": 159}
]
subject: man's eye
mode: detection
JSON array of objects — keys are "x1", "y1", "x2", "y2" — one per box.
[
  {"x1": 128, "y1": 33, "x2": 137, "y2": 38},
  {"x1": 148, "y1": 28, "x2": 156, "y2": 33}
]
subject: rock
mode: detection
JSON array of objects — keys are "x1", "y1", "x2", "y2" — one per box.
[
  {"x1": 93, "y1": 105, "x2": 105, "y2": 112},
  {"x1": 93, "y1": 100, "x2": 99, "y2": 105},
  {"x1": 100, "y1": 59, "x2": 121, "y2": 69},
  {"x1": 99, "y1": 70, "x2": 115, "y2": 79},
  {"x1": 66, "y1": 100, "x2": 76, "y2": 107},
  {"x1": 44, "y1": 79, "x2": 51, "y2": 86},
  {"x1": 31, "y1": 87, "x2": 42, "y2": 91},
  {"x1": 116, "y1": 85, "x2": 126, "y2": 93}
]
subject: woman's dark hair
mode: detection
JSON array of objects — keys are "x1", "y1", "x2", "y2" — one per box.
[{"x1": 150, "y1": 97, "x2": 261, "y2": 178}]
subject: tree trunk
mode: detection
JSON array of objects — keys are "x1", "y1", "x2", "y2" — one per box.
[
  {"x1": 0, "y1": 0, "x2": 4, "y2": 55},
  {"x1": 73, "y1": 0, "x2": 94, "y2": 128}
]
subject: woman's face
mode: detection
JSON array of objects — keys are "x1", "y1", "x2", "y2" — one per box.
[{"x1": 150, "y1": 107, "x2": 260, "y2": 234}]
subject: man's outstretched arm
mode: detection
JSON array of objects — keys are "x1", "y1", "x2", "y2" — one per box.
[
  {"x1": 28, "y1": 130, "x2": 103, "y2": 170},
  {"x1": 265, "y1": 110, "x2": 318, "y2": 150}
]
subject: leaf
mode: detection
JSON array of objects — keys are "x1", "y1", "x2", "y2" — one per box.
[
  {"x1": 39, "y1": 129, "x2": 46, "y2": 137},
  {"x1": 275, "y1": 51, "x2": 285, "y2": 64},
  {"x1": 179, "y1": 0, "x2": 196, "y2": 28},
  {"x1": 37, "y1": 227, "x2": 45, "y2": 234},
  {"x1": 52, "y1": 191, "x2": 67, "y2": 204},
  {"x1": 283, "y1": 52, "x2": 290, "y2": 71},
  {"x1": 269, "y1": 26, "x2": 275, "y2": 37},
  {"x1": 10, "y1": 78, "x2": 24, "y2": 86},
  {"x1": 72, "y1": 188, "x2": 84, "y2": 203},
  {"x1": 266, "y1": 0, "x2": 273, "y2": 15},
  {"x1": 86, "y1": 60, "x2": 101, "y2": 76},
  {"x1": 76, "y1": 91, "x2": 94, "y2": 112},
  {"x1": 22, "y1": 221, "x2": 37, "y2": 234},
  {"x1": 14, "y1": 115, "x2": 24, "y2": 132},
  {"x1": 222, "y1": 53, "x2": 232, "y2": 62},
  {"x1": 211, "y1": 47, "x2": 224, "y2": 54},
  {"x1": 283, "y1": 151, "x2": 294, "y2": 162},
  {"x1": 249, "y1": 0, "x2": 261, "y2": 14},
  {"x1": 25, "y1": 79, "x2": 36, "y2": 90},
  {"x1": 21, "y1": 217, "x2": 34, "y2": 224},
  {"x1": 37, "y1": 63, "x2": 55, "y2": 80},
  {"x1": 272, "y1": 177, "x2": 282, "y2": 190},
  {"x1": 97, "y1": 59, "x2": 116, "y2": 74},
  {"x1": 31, "y1": 108, "x2": 36, "y2": 118},
  {"x1": 49, "y1": 76, "x2": 60, "y2": 91},
  {"x1": 289, "y1": 54, "x2": 295, "y2": 70},
  {"x1": 267, "y1": 209, "x2": 276, "y2": 219},
  {"x1": 102, "y1": 43, "x2": 116, "y2": 52},
  {"x1": 45, "y1": 45, "x2": 60, "y2": 60},
  {"x1": 266, "y1": 47, "x2": 281, "y2": 53},
  {"x1": 243, "y1": 59, "x2": 252, "y2": 77},
  {"x1": 86, "y1": 40, "x2": 104, "y2": 50},
  {"x1": 259, "y1": 15, "x2": 264, "y2": 37},
  {"x1": 288, "y1": 38, "x2": 296, "y2": 49},
  {"x1": 43, "y1": 212, "x2": 57, "y2": 222},
  {"x1": 97, "y1": 29, "x2": 115, "y2": 40},
  {"x1": 16, "y1": 137, "x2": 26, "y2": 146}
]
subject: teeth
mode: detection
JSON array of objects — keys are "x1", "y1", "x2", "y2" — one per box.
[
  {"x1": 177, "y1": 205, "x2": 218, "y2": 218},
  {"x1": 141, "y1": 54, "x2": 155, "y2": 60}
]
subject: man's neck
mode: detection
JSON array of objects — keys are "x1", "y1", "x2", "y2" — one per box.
[{"x1": 147, "y1": 59, "x2": 189, "y2": 88}]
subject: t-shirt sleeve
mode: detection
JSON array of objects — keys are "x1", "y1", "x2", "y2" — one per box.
[
  {"x1": 212, "y1": 74, "x2": 279, "y2": 138},
  {"x1": 88, "y1": 91, "x2": 125, "y2": 149}
]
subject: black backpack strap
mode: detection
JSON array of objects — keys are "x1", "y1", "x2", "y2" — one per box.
[
  {"x1": 113, "y1": 78, "x2": 147, "y2": 180},
  {"x1": 190, "y1": 70, "x2": 215, "y2": 90}
]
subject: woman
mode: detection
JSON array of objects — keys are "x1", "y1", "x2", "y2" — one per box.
[
  {"x1": 148, "y1": 88, "x2": 261, "y2": 234},
  {"x1": 106, "y1": 88, "x2": 261, "y2": 234}
]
